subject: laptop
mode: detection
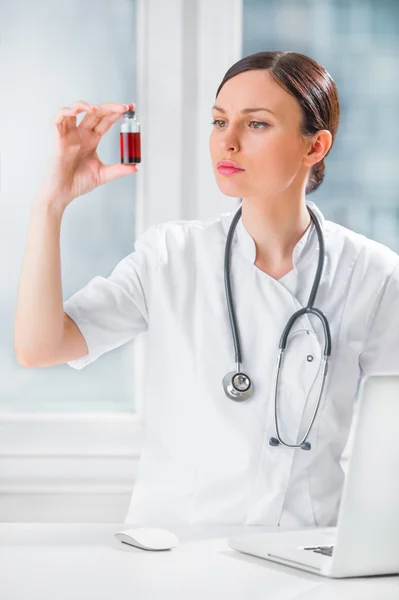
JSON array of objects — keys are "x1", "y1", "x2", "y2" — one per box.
[{"x1": 228, "y1": 373, "x2": 399, "y2": 578}]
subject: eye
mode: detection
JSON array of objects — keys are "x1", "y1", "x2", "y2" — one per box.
[{"x1": 210, "y1": 119, "x2": 269, "y2": 129}]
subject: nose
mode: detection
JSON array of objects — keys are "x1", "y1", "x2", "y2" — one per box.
[
  {"x1": 221, "y1": 142, "x2": 238, "y2": 152},
  {"x1": 220, "y1": 132, "x2": 240, "y2": 152}
]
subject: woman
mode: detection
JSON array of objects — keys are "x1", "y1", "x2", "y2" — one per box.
[{"x1": 15, "y1": 51, "x2": 399, "y2": 529}]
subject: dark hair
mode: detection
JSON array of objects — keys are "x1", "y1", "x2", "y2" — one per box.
[{"x1": 215, "y1": 51, "x2": 340, "y2": 194}]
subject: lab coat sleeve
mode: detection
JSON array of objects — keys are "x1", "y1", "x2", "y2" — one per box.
[
  {"x1": 358, "y1": 257, "x2": 399, "y2": 376},
  {"x1": 62, "y1": 224, "x2": 162, "y2": 370}
]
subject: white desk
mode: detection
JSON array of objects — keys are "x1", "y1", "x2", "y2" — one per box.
[{"x1": 0, "y1": 523, "x2": 398, "y2": 599}]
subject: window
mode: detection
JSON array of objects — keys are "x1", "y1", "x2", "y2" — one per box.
[
  {"x1": 243, "y1": 0, "x2": 399, "y2": 251},
  {"x1": 3, "y1": 0, "x2": 139, "y2": 412}
]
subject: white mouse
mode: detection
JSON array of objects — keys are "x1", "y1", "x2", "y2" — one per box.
[{"x1": 114, "y1": 527, "x2": 179, "y2": 551}]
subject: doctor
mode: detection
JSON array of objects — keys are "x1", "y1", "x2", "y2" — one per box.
[{"x1": 15, "y1": 51, "x2": 399, "y2": 529}]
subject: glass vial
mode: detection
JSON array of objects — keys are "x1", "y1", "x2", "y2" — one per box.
[{"x1": 120, "y1": 110, "x2": 141, "y2": 164}]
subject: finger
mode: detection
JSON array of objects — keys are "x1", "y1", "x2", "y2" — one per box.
[
  {"x1": 52, "y1": 101, "x2": 96, "y2": 122},
  {"x1": 90, "y1": 111, "x2": 127, "y2": 136},
  {"x1": 70, "y1": 100, "x2": 95, "y2": 111},
  {"x1": 80, "y1": 101, "x2": 135, "y2": 131},
  {"x1": 52, "y1": 104, "x2": 97, "y2": 131},
  {"x1": 95, "y1": 101, "x2": 135, "y2": 113},
  {"x1": 99, "y1": 162, "x2": 139, "y2": 186}
]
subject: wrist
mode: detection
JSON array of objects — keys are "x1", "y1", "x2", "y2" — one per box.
[{"x1": 31, "y1": 194, "x2": 68, "y2": 217}]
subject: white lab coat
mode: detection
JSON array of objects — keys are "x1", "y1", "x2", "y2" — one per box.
[{"x1": 63, "y1": 199, "x2": 399, "y2": 528}]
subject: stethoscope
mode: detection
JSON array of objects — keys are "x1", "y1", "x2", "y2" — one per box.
[{"x1": 222, "y1": 203, "x2": 332, "y2": 451}]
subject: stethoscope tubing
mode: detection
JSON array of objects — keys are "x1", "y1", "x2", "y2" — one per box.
[{"x1": 222, "y1": 202, "x2": 332, "y2": 450}]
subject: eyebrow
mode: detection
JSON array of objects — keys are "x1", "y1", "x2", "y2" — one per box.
[{"x1": 212, "y1": 105, "x2": 277, "y2": 116}]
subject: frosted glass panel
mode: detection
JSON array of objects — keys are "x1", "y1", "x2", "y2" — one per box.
[
  {"x1": 242, "y1": 0, "x2": 399, "y2": 249},
  {"x1": 0, "y1": 0, "x2": 139, "y2": 412}
]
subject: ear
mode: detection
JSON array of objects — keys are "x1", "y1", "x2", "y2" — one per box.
[{"x1": 303, "y1": 130, "x2": 332, "y2": 168}]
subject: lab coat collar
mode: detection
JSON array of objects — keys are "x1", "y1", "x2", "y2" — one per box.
[{"x1": 233, "y1": 199, "x2": 326, "y2": 271}]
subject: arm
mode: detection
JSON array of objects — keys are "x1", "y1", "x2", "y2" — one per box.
[
  {"x1": 14, "y1": 195, "x2": 87, "y2": 367},
  {"x1": 359, "y1": 258, "x2": 399, "y2": 376}
]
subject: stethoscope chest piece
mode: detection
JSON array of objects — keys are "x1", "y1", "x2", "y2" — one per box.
[{"x1": 222, "y1": 371, "x2": 253, "y2": 401}]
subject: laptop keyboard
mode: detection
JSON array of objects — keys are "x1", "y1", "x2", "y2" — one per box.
[{"x1": 303, "y1": 545, "x2": 334, "y2": 557}]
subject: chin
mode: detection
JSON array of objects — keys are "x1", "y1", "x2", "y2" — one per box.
[
  {"x1": 216, "y1": 180, "x2": 249, "y2": 198},
  {"x1": 218, "y1": 188, "x2": 242, "y2": 198}
]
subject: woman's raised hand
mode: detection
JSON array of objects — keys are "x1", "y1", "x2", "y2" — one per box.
[{"x1": 36, "y1": 100, "x2": 139, "y2": 209}]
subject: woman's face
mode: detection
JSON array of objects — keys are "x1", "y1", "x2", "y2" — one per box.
[{"x1": 209, "y1": 69, "x2": 316, "y2": 199}]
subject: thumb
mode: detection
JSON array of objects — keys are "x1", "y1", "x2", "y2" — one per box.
[{"x1": 100, "y1": 163, "x2": 139, "y2": 184}]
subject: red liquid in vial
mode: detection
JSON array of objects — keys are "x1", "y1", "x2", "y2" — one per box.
[{"x1": 120, "y1": 132, "x2": 141, "y2": 164}]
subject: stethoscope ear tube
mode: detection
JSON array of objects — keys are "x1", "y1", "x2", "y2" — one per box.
[{"x1": 222, "y1": 202, "x2": 332, "y2": 450}]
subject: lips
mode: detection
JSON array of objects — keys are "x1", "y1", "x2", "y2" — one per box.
[
  {"x1": 217, "y1": 160, "x2": 244, "y2": 170},
  {"x1": 217, "y1": 166, "x2": 244, "y2": 175}
]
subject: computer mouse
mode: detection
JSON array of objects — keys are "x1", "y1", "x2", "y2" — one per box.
[{"x1": 114, "y1": 527, "x2": 179, "y2": 551}]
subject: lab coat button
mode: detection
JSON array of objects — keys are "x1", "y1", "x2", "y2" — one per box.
[{"x1": 307, "y1": 355, "x2": 314, "y2": 362}]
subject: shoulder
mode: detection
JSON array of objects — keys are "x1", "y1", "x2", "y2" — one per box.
[
  {"x1": 154, "y1": 211, "x2": 234, "y2": 261},
  {"x1": 326, "y1": 219, "x2": 399, "y2": 280},
  {"x1": 158, "y1": 211, "x2": 232, "y2": 237}
]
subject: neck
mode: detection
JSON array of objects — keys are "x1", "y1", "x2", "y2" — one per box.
[{"x1": 240, "y1": 196, "x2": 311, "y2": 267}]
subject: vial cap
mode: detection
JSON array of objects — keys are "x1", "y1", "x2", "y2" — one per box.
[{"x1": 123, "y1": 110, "x2": 135, "y2": 117}]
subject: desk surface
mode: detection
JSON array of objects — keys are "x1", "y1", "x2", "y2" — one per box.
[{"x1": 0, "y1": 523, "x2": 398, "y2": 599}]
